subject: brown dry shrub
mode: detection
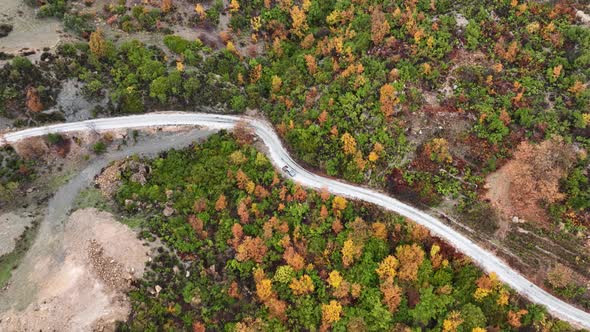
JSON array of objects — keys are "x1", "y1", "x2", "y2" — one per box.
[
  {"x1": 233, "y1": 121, "x2": 255, "y2": 145},
  {"x1": 501, "y1": 137, "x2": 575, "y2": 221},
  {"x1": 25, "y1": 86, "x2": 43, "y2": 112},
  {"x1": 547, "y1": 263, "x2": 574, "y2": 289},
  {"x1": 12, "y1": 137, "x2": 48, "y2": 160}
]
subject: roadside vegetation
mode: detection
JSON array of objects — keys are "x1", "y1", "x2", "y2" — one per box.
[{"x1": 114, "y1": 132, "x2": 579, "y2": 331}]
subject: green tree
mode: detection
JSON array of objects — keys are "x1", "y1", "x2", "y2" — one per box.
[
  {"x1": 465, "y1": 20, "x2": 481, "y2": 50},
  {"x1": 460, "y1": 303, "x2": 487, "y2": 331}
]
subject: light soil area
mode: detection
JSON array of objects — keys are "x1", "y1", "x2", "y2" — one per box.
[
  {"x1": 0, "y1": 208, "x2": 149, "y2": 331},
  {"x1": 0, "y1": 0, "x2": 64, "y2": 58},
  {"x1": 0, "y1": 212, "x2": 33, "y2": 256}
]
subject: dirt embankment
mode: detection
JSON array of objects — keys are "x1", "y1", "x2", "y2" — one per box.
[{"x1": 0, "y1": 208, "x2": 150, "y2": 332}]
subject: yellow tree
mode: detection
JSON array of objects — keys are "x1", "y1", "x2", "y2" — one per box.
[
  {"x1": 290, "y1": 275, "x2": 314, "y2": 295},
  {"x1": 250, "y1": 16, "x2": 262, "y2": 32},
  {"x1": 368, "y1": 142, "x2": 384, "y2": 162},
  {"x1": 341, "y1": 132, "x2": 357, "y2": 155},
  {"x1": 332, "y1": 196, "x2": 347, "y2": 211},
  {"x1": 89, "y1": 30, "x2": 107, "y2": 58},
  {"x1": 396, "y1": 244, "x2": 425, "y2": 282},
  {"x1": 321, "y1": 300, "x2": 342, "y2": 325},
  {"x1": 327, "y1": 270, "x2": 343, "y2": 288},
  {"x1": 250, "y1": 63, "x2": 262, "y2": 83},
  {"x1": 176, "y1": 61, "x2": 184, "y2": 72},
  {"x1": 376, "y1": 255, "x2": 399, "y2": 281},
  {"x1": 379, "y1": 84, "x2": 398, "y2": 118},
  {"x1": 474, "y1": 272, "x2": 499, "y2": 301},
  {"x1": 271, "y1": 75, "x2": 283, "y2": 93},
  {"x1": 256, "y1": 278, "x2": 273, "y2": 302},
  {"x1": 430, "y1": 244, "x2": 443, "y2": 269},
  {"x1": 442, "y1": 311, "x2": 463, "y2": 332},
  {"x1": 372, "y1": 222, "x2": 388, "y2": 240},
  {"x1": 229, "y1": 0, "x2": 240, "y2": 13},
  {"x1": 226, "y1": 41, "x2": 239, "y2": 56},
  {"x1": 426, "y1": 138, "x2": 452, "y2": 164},
  {"x1": 195, "y1": 4, "x2": 206, "y2": 19},
  {"x1": 304, "y1": 54, "x2": 317, "y2": 74},
  {"x1": 342, "y1": 239, "x2": 362, "y2": 267},
  {"x1": 371, "y1": 9, "x2": 390, "y2": 45},
  {"x1": 290, "y1": 6, "x2": 308, "y2": 37},
  {"x1": 161, "y1": 0, "x2": 172, "y2": 13}
]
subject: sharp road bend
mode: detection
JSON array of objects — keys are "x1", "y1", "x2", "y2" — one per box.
[{"x1": 2, "y1": 112, "x2": 589, "y2": 328}]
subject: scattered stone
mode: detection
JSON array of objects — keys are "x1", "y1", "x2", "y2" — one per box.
[
  {"x1": 165, "y1": 189, "x2": 174, "y2": 199},
  {"x1": 163, "y1": 206, "x2": 175, "y2": 217},
  {"x1": 455, "y1": 14, "x2": 468, "y2": 28},
  {"x1": 95, "y1": 161, "x2": 122, "y2": 198},
  {"x1": 87, "y1": 239, "x2": 129, "y2": 291},
  {"x1": 577, "y1": 10, "x2": 590, "y2": 27}
]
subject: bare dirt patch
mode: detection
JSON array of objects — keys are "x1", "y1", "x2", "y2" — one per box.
[{"x1": 0, "y1": 208, "x2": 150, "y2": 331}]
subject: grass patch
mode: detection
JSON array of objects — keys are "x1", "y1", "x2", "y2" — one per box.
[
  {"x1": 47, "y1": 171, "x2": 74, "y2": 192},
  {"x1": 119, "y1": 215, "x2": 144, "y2": 229},
  {"x1": 73, "y1": 187, "x2": 110, "y2": 211}
]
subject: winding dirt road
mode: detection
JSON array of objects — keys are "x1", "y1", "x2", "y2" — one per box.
[{"x1": 2, "y1": 112, "x2": 589, "y2": 328}]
